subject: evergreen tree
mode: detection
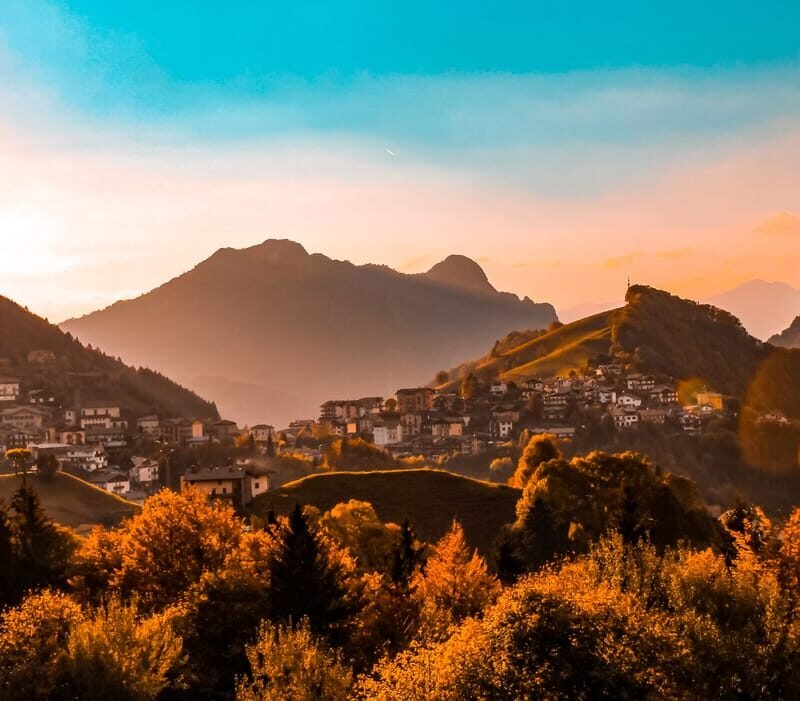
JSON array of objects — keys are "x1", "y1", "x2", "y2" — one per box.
[
  {"x1": 10, "y1": 486, "x2": 74, "y2": 591},
  {"x1": 265, "y1": 432, "x2": 276, "y2": 458},
  {"x1": 0, "y1": 503, "x2": 19, "y2": 606},
  {"x1": 267, "y1": 505, "x2": 359, "y2": 639},
  {"x1": 389, "y1": 520, "x2": 422, "y2": 588}
]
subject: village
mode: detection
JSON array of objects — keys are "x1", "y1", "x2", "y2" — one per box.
[{"x1": 3, "y1": 357, "x2": 779, "y2": 510}]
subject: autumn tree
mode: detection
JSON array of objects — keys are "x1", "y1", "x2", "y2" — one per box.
[
  {"x1": 412, "y1": 521, "x2": 500, "y2": 641},
  {"x1": 510, "y1": 433, "x2": 560, "y2": 488},
  {"x1": 71, "y1": 487, "x2": 243, "y2": 610},
  {"x1": 235, "y1": 620, "x2": 352, "y2": 701},
  {"x1": 459, "y1": 373, "x2": 479, "y2": 400},
  {"x1": 320, "y1": 500, "x2": 399, "y2": 574}
]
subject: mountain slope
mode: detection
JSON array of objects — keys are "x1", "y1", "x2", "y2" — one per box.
[
  {"x1": 252, "y1": 468, "x2": 521, "y2": 556},
  {"x1": 0, "y1": 295, "x2": 217, "y2": 419},
  {"x1": 442, "y1": 285, "x2": 800, "y2": 418},
  {"x1": 704, "y1": 280, "x2": 800, "y2": 340},
  {"x1": 61, "y1": 240, "x2": 557, "y2": 425},
  {"x1": 769, "y1": 316, "x2": 800, "y2": 348}
]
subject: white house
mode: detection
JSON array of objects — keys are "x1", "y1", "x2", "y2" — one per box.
[
  {"x1": 611, "y1": 407, "x2": 639, "y2": 429},
  {"x1": 131, "y1": 457, "x2": 160, "y2": 484},
  {"x1": 490, "y1": 381, "x2": 508, "y2": 396},
  {"x1": 373, "y1": 419, "x2": 403, "y2": 447},
  {"x1": 616, "y1": 393, "x2": 643, "y2": 409},
  {"x1": 87, "y1": 470, "x2": 131, "y2": 496}
]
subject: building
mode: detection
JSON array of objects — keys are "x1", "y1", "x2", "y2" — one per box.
[
  {"x1": 1, "y1": 406, "x2": 51, "y2": 430},
  {"x1": 80, "y1": 402, "x2": 125, "y2": 430},
  {"x1": 611, "y1": 407, "x2": 639, "y2": 429},
  {"x1": 46, "y1": 423, "x2": 85, "y2": 445},
  {"x1": 136, "y1": 415, "x2": 161, "y2": 436},
  {"x1": 696, "y1": 392, "x2": 724, "y2": 411},
  {"x1": 395, "y1": 388, "x2": 436, "y2": 413},
  {"x1": 86, "y1": 470, "x2": 131, "y2": 496},
  {"x1": 373, "y1": 418, "x2": 403, "y2": 446},
  {"x1": 638, "y1": 408, "x2": 667, "y2": 425},
  {"x1": 181, "y1": 465, "x2": 273, "y2": 507},
  {"x1": 131, "y1": 456, "x2": 160, "y2": 484},
  {"x1": 0, "y1": 378, "x2": 20, "y2": 402},
  {"x1": 616, "y1": 393, "x2": 643, "y2": 409},
  {"x1": 249, "y1": 424, "x2": 276, "y2": 443}
]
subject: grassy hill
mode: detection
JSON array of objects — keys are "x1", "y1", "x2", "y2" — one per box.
[
  {"x1": 251, "y1": 468, "x2": 521, "y2": 555},
  {"x1": 0, "y1": 295, "x2": 218, "y2": 419},
  {"x1": 0, "y1": 472, "x2": 139, "y2": 532},
  {"x1": 439, "y1": 285, "x2": 800, "y2": 418}
]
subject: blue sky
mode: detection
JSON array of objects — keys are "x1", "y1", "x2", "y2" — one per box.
[{"x1": 1, "y1": 1, "x2": 799, "y2": 325}]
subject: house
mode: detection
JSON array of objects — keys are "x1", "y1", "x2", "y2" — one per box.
[
  {"x1": 597, "y1": 388, "x2": 617, "y2": 404},
  {"x1": 64, "y1": 447, "x2": 107, "y2": 471},
  {"x1": 638, "y1": 408, "x2": 667, "y2": 425},
  {"x1": 696, "y1": 392, "x2": 724, "y2": 411},
  {"x1": 131, "y1": 457, "x2": 160, "y2": 484},
  {"x1": 679, "y1": 412, "x2": 702, "y2": 435},
  {"x1": 531, "y1": 425, "x2": 576, "y2": 438},
  {"x1": 249, "y1": 424, "x2": 276, "y2": 443},
  {"x1": 650, "y1": 385, "x2": 679, "y2": 405},
  {"x1": 626, "y1": 374, "x2": 656, "y2": 392},
  {"x1": 395, "y1": 388, "x2": 436, "y2": 413},
  {"x1": 0, "y1": 378, "x2": 20, "y2": 402},
  {"x1": 373, "y1": 418, "x2": 403, "y2": 447},
  {"x1": 616, "y1": 393, "x2": 643, "y2": 409},
  {"x1": 181, "y1": 465, "x2": 273, "y2": 507},
  {"x1": 399, "y1": 412, "x2": 424, "y2": 437},
  {"x1": 46, "y1": 423, "x2": 85, "y2": 445},
  {"x1": 212, "y1": 420, "x2": 240, "y2": 440},
  {"x1": 84, "y1": 427, "x2": 127, "y2": 448},
  {"x1": 161, "y1": 418, "x2": 205, "y2": 444},
  {"x1": 80, "y1": 402, "x2": 125, "y2": 430},
  {"x1": 490, "y1": 381, "x2": 508, "y2": 396},
  {"x1": 611, "y1": 407, "x2": 639, "y2": 429},
  {"x1": 1, "y1": 406, "x2": 51, "y2": 430},
  {"x1": 28, "y1": 389, "x2": 55, "y2": 405},
  {"x1": 86, "y1": 469, "x2": 131, "y2": 496},
  {"x1": 136, "y1": 415, "x2": 161, "y2": 436}
]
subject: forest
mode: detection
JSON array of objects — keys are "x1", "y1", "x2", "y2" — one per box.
[{"x1": 2, "y1": 435, "x2": 800, "y2": 700}]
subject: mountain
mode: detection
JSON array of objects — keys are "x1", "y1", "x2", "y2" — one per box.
[
  {"x1": 704, "y1": 280, "x2": 800, "y2": 340},
  {"x1": 61, "y1": 239, "x2": 557, "y2": 426},
  {"x1": 0, "y1": 295, "x2": 217, "y2": 419},
  {"x1": 441, "y1": 285, "x2": 800, "y2": 418},
  {"x1": 769, "y1": 316, "x2": 800, "y2": 348}
]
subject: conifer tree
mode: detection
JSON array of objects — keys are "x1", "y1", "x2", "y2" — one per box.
[{"x1": 267, "y1": 505, "x2": 359, "y2": 638}]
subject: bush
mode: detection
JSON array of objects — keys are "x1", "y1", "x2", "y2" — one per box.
[{"x1": 235, "y1": 620, "x2": 352, "y2": 701}]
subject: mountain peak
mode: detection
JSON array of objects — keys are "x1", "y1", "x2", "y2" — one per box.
[
  {"x1": 247, "y1": 239, "x2": 309, "y2": 264},
  {"x1": 423, "y1": 255, "x2": 495, "y2": 295}
]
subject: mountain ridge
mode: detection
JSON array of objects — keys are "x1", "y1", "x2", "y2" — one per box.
[
  {"x1": 769, "y1": 316, "x2": 800, "y2": 348},
  {"x1": 61, "y1": 240, "x2": 558, "y2": 426}
]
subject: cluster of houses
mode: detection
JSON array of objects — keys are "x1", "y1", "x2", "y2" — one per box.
[{"x1": 315, "y1": 366, "x2": 739, "y2": 459}]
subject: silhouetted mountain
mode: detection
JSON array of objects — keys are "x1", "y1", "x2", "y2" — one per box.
[
  {"x1": 0, "y1": 295, "x2": 217, "y2": 419},
  {"x1": 704, "y1": 280, "x2": 800, "y2": 340},
  {"x1": 440, "y1": 285, "x2": 800, "y2": 418},
  {"x1": 61, "y1": 240, "x2": 557, "y2": 425},
  {"x1": 769, "y1": 316, "x2": 800, "y2": 348}
]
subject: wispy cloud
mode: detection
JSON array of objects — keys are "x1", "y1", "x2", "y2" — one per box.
[{"x1": 755, "y1": 212, "x2": 800, "y2": 237}]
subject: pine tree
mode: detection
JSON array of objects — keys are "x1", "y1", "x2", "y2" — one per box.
[
  {"x1": 267, "y1": 505, "x2": 358, "y2": 638},
  {"x1": 389, "y1": 520, "x2": 422, "y2": 588},
  {"x1": 10, "y1": 486, "x2": 74, "y2": 590},
  {"x1": 0, "y1": 502, "x2": 19, "y2": 606}
]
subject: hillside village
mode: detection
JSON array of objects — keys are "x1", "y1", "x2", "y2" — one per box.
[{"x1": 6, "y1": 347, "x2": 791, "y2": 510}]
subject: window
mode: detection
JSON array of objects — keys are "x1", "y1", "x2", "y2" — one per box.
[
  {"x1": 254, "y1": 482, "x2": 260, "y2": 489},
  {"x1": 222, "y1": 487, "x2": 227, "y2": 494}
]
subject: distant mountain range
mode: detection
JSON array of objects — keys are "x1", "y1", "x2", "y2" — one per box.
[
  {"x1": 769, "y1": 316, "x2": 800, "y2": 349},
  {"x1": 0, "y1": 295, "x2": 217, "y2": 419},
  {"x1": 439, "y1": 285, "x2": 800, "y2": 419},
  {"x1": 61, "y1": 240, "x2": 557, "y2": 426},
  {"x1": 704, "y1": 280, "x2": 800, "y2": 340}
]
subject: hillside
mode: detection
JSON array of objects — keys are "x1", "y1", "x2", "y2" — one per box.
[
  {"x1": 441, "y1": 285, "x2": 800, "y2": 418},
  {"x1": 61, "y1": 240, "x2": 557, "y2": 425},
  {"x1": 0, "y1": 472, "x2": 139, "y2": 532},
  {"x1": 251, "y1": 468, "x2": 521, "y2": 555},
  {"x1": 0, "y1": 295, "x2": 218, "y2": 419},
  {"x1": 769, "y1": 316, "x2": 800, "y2": 348}
]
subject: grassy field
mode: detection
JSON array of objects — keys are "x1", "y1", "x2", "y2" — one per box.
[
  {"x1": 0, "y1": 472, "x2": 139, "y2": 532},
  {"x1": 251, "y1": 468, "x2": 521, "y2": 556}
]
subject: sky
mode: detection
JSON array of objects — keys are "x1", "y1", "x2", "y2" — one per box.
[{"x1": 1, "y1": 0, "x2": 800, "y2": 321}]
